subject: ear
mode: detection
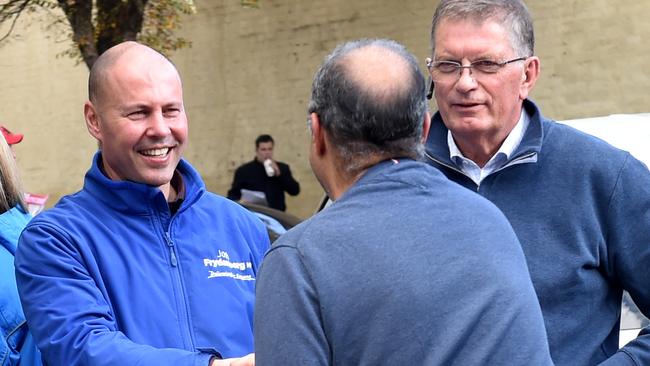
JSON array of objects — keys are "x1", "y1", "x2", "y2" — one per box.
[
  {"x1": 310, "y1": 112, "x2": 327, "y2": 157},
  {"x1": 84, "y1": 101, "x2": 102, "y2": 141},
  {"x1": 519, "y1": 56, "x2": 540, "y2": 100},
  {"x1": 420, "y1": 111, "x2": 432, "y2": 144}
]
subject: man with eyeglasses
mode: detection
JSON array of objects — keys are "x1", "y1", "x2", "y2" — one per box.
[{"x1": 424, "y1": 1, "x2": 650, "y2": 365}]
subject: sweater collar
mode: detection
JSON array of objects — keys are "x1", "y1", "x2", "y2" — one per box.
[
  {"x1": 337, "y1": 158, "x2": 421, "y2": 200},
  {"x1": 84, "y1": 151, "x2": 205, "y2": 214}
]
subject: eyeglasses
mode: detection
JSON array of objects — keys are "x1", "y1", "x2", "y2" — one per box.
[{"x1": 426, "y1": 57, "x2": 528, "y2": 83}]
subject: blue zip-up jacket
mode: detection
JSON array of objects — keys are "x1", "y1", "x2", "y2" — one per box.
[
  {"x1": 0, "y1": 206, "x2": 41, "y2": 366},
  {"x1": 15, "y1": 152, "x2": 270, "y2": 366},
  {"x1": 424, "y1": 99, "x2": 650, "y2": 366}
]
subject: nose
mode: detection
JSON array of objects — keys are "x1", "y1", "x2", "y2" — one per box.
[
  {"x1": 146, "y1": 110, "x2": 170, "y2": 137},
  {"x1": 454, "y1": 67, "x2": 477, "y2": 93}
]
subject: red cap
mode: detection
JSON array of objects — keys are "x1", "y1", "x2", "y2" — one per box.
[{"x1": 1, "y1": 126, "x2": 23, "y2": 145}]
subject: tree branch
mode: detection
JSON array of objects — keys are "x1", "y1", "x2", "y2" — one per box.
[{"x1": 0, "y1": 0, "x2": 31, "y2": 42}]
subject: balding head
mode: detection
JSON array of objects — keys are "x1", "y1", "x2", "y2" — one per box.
[
  {"x1": 308, "y1": 39, "x2": 428, "y2": 173},
  {"x1": 342, "y1": 45, "x2": 414, "y2": 107},
  {"x1": 83, "y1": 41, "x2": 187, "y2": 197},
  {"x1": 88, "y1": 41, "x2": 178, "y2": 105}
]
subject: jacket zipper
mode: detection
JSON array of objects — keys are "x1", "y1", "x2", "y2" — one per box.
[
  {"x1": 165, "y1": 231, "x2": 178, "y2": 267},
  {"x1": 491, "y1": 151, "x2": 537, "y2": 174},
  {"x1": 162, "y1": 217, "x2": 195, "y2": 350},
  {"x1": 425, "y1": 151, "x2": 481, "y2": 190}
]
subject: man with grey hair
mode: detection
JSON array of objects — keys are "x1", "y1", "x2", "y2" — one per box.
[
  {"x1": 254, "y1": 38, "x2": 553, "y2": 365},
  {"x1": 424, "y1": 0, "x2": 650, "y2": 365}
]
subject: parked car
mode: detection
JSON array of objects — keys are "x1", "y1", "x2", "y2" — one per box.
[
  {"x1": 561, "y1": 113, "x2": 650, "y2": 348},
  {"x1": 240, "y1": 202, "x2": 302, "y2": 242}
]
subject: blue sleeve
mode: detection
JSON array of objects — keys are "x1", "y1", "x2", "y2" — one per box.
[
  {"x1": 15, "y1": 223, "x2": 214, "y2": 366},
  {"x1": 254, "y1": 245, "x2": 329, "y2": 366},
  {"x1": 600, "y1": 154, "x2": 650, "y2": 366}
]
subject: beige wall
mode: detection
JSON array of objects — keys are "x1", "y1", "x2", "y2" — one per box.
[{"x1": 0, "y1": 1, "x2": 648, "y2": 219}]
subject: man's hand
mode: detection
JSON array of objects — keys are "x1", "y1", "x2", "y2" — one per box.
[
  {"x1": 270, "y1": 160, "x2": 281, "y2": 176},
  {"x1": 210, "y1": 353, "x2": 255, "y2": 366}
]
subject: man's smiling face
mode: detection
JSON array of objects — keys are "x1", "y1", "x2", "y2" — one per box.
[
  {"x1": 88, "y1": 46, "x2": 188, "y2": 191},
  {"x1": 432, "y1": 18, "x2": 529, "y2": 143}
]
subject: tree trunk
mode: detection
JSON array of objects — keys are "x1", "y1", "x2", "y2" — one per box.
[
  {"x1": 96, "y1": 0, "x2": 148, "y2": 56},
  {"x1": 57, "y1": 0, "x2": 148, "y2": 70},
  {"x1": 57, "y1": 0, "x2": 96, "y2": 69}
]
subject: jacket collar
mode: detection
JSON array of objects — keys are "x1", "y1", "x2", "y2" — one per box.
[
  {"x1": 425, "y1": 99, "x2": 545, "y2": 166},
  {"x1": 83, "y1": 151, "x2": 205, "y2": 214}
]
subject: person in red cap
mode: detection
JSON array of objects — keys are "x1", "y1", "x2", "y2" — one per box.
[
  {"x1": 1, "y1": 126, "x2": 24, "y2": 146},
  {"x1": 0, "y1": 129, "x2": 42, "y2": 366},
  {"x1": 0, "y1": 126, "x2": 48, "y2": 215},
  {"x1": 1, "y1": 126, "x2": 24, "y2": 159}
]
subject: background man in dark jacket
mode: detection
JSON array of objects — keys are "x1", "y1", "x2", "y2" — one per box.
[{"x1": 228, "y1": 134, "x2": 300, "y2": 211}]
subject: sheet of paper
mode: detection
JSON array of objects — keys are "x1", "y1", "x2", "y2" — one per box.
[{"x1": 240, "y1": 189, "x2": 268, "y2": 206}]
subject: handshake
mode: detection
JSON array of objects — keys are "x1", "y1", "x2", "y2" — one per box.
[{"x1": 211, "y1": 353, "x2": 255, "y2": 366}]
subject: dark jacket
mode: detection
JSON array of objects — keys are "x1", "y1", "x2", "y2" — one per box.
[{"x1": 227, "y1": 159, "x2": 300, "y2": 211}]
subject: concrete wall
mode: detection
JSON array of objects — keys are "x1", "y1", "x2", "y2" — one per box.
[{"x1": 0, "y1": 1, "x2": 648, "y2": 218}]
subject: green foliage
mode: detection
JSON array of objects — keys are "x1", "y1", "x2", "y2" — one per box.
[
  {"x1": 240, "y1": 0, "x2": 259, "y2": 8},
  {"x1": 1, "y1": 0, "x2": 259, "y2": 69},
  {"x1": 138, "y1": 0, "x2": 196, "y2": 57},
  {"x1": 0, "y1": 0, "x2": 199, "y2": 68}
]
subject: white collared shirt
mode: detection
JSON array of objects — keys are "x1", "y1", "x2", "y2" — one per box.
[{"x1": 448, "y1": 109, "x2": 529, "y2": 186}]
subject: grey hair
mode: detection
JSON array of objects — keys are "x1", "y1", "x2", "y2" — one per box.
[
  {"x1": 430, "y1": 0, "x2": 534, "y2": 58},
  {"x1": 307, "y1": 38, "x2": 428, "y2": 174}
]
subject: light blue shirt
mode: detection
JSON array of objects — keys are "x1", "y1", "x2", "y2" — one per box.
[{"x1": 448, "y1": 109, "x2": 529, "y2": 186}]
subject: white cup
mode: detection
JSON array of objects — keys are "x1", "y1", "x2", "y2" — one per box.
[{"x1": 263, "y1": 159, "x2": 275, "y2": 177}]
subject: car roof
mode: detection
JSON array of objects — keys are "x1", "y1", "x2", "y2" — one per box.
[{"x1": 559, "y1": 113, "x2": 650, "y2": 166}]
